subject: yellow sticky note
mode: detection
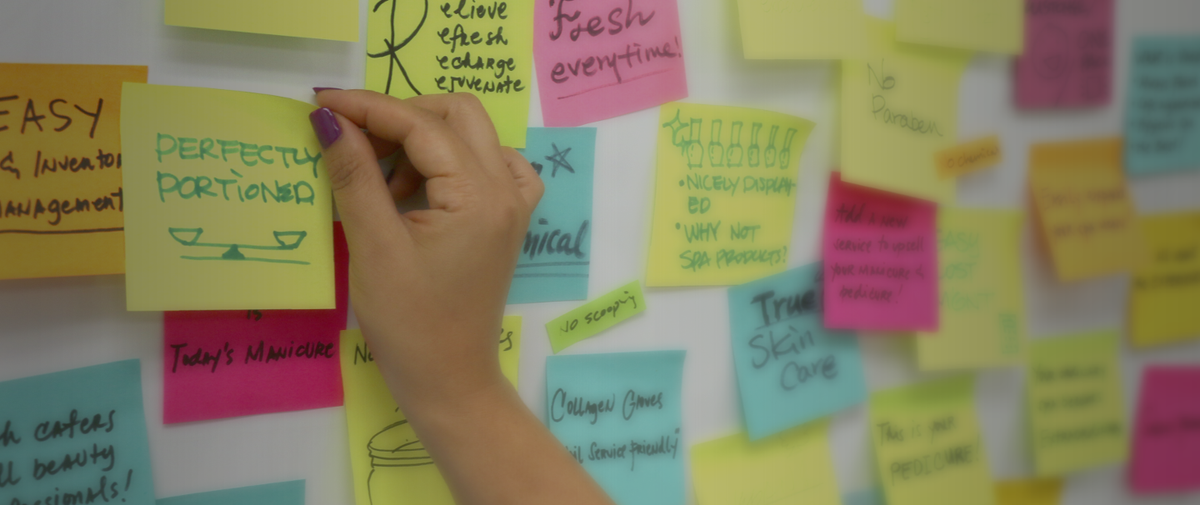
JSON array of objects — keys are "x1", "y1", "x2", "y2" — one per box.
[
  {"x1": 895, "y1": 0, "x2": 1023, "y2": 54},
  {"x1": 736, "y1": 0, "x2": 867, "y2": 59},
  {"x1": 1130, "y1": 212, "x2": 1200, "y2": 347},
  {"x1": 917, "y1": 208, "x2": 1027, "y2": 370},
  {"x1": 365, "y1": 0, "x2": 532, "y2": 148},
  {"x1": 691, "y1": 420, "x2": 840, "y2": 505},
  {"x1": 165, "y1": 0, "x2": 358, "y2": 41},
  {"x1": 546, "y1": 281, "x2": 645, "y2": 353},
  {"x1": 120, "y1": 83, "x2": 333, "y2": 311},
  {"x1": 0, "y1": 63, "x2": 147, "y2": 280},
  {"x1": 1026, "y1": 331, "x2": 1128, "y2": 476},
  {"x1": 937, "y1": 135, "x2": 1003, "y2": 179},
  {"x1": 1029, "y1": 139, "x2": 1144, "y2": 282},
  {"x1": 841, "y1": 18, "x2": 971, "y2": 204},
  {"x1": 995, "y1": 478, "x2": 1063, "y2": 505},
  {"x1": 870, "y1": 376, "x2": 995, "y2": 505},
  {"x1": 340, "y1": 317, "x2": 521, "y2": 505},
  {"x1": 647, "y1": 102, "x2": 815, "y2": 286}
]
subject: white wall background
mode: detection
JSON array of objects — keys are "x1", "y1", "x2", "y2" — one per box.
[{"x1": 1, "y1": 0, "x2": 1199, "y2": 503}]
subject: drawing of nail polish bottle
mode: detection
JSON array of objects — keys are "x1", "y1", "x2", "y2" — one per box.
[
  {"x1": 367, "y1": 419, "x2": 439, "y2": 504},
  {"x1": 727, "y1": 121, "x2": 744, "y2": 167},
  {"x1": 764, "y1": 125, "x2": 779, "y2": 168},
  {"x1": 686, "y1": 118, "x2": 704, "y2": 168},
  {"x1": 778, "y1": 128, "x2": 798, "y2": 169},
  {"x1": 708, "y1": 119, "x2": 725, "y2": 167},
  {"x1": 748, "y1": 123, "x2": 762, "y2": 167}
]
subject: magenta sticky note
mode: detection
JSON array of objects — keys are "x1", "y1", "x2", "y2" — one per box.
[
  {"x1": 162, "y1": 221, "x2": 349, "y2": 424},
  {"x1": 1014, "y1": 0, "x2": 1114, "y2": 108},
  {"x1": 1130, "y1": 365, "x2": 1200, "y2": 494},
  {"x1": 822, "y1": 173, "x2": 938, "y2": 332},
  {"x1": 534, "y1": 0, "x2": 688, "y2": 126}
]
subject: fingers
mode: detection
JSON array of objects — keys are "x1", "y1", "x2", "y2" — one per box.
[
  {"x1": 406, "y1": 93, "x2": 506, "y2": 174},
  {"x1": 387, "y1": 154, "x2": 424, "y2": 201},
  {"x1": 501, "y1": 147, "x2": 545, "y2": 212}
]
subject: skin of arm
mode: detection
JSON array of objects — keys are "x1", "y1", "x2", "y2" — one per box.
[{"x1": 310, "y1": 89, "x2": 615, "y2": 505}]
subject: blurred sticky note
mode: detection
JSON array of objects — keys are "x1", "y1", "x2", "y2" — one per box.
[
  {"x1": 895, "y1": 0, "x2": 1023, "y2": 54},
  {"x1": 1015, "y1": 0, "x2": 1114, "y2": 108},
  {"x1": 917, "y1": 209, "x2": 1027, "y2": 370},
  {"x1": 534, "y1": 0, "x2": 687, "y2": 127},
  {"x1": 735, "y1": 0, "x2": 867, "y2": 59},
  {"x1": 366, "y1": 0, "x2": 531, "y2": 147},
  {"x1": 994, "y1": 479, "x2": 1063, "y2": 505},
  {"x1": 647, "y1": 102, "x2": 815, "y2": 286},
  {"x1": 0, "y1": 63, "x2": 147, "y2": 280},
  {"x1": 1029, "y1": 139, "x2": 1142, "y2": 282},
  {"x1": 162, "y1": 222, "x2": 349, "y2": 424},
  {"x1": 120, "y1": 83, "x2": 334, "y2": 311},
  {"x1": 546, "y1": 281, "x2": 645, "y2": 353},
  {"x1": 728, "y1": 263, "x2": 867, "y2": 440},
  {"x1": 1130, "y1": 212, "x2": 1200, "y2": 347},
  {"x1": 546, "y1": 351, "x2": 686, "y2": 505},
  {"x1": 164, "y1": 0, "x2": 357, "y2": 41},
  {"x1": 841, "y1": 18, "x2": 971, "y2": 204},
  {"x1": 0, "y1": 360, "x2": 154, "y2": 505},
  {"x1": 1125, "y1": 36, "x2": 1200, "y2": 175},
  {"x1": 691, "y1": 421, "x2": 840, "y2": 505},
  {"x1": 843, "y1": 488, "x2": 886, "y2": 505},
  {"x1": 1130, "y1": 366, "x2": 1200, "y2": 494},
  {"x1": 822, "y1": 173, "x2": 938, "y2": 332},
  {"x1": 340, "y1": 318, "x2": 521, "y2": 505},
  {"x1": 158, "y1": 481, "x2": 305, "y2": 505},
  {"x1": 869, "y1": 376, "x2": 995, "y2": 505},
  {"x1": 936, "y1": 136, "x2": 1003, "y2": 179},
  {"x1": 1026, "y1": 330, "x2": 1128, "y2": 476},
  {"x1": 509, "y1": 128, "x2": 596, "y2": 304}
]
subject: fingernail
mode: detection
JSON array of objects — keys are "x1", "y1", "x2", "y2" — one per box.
[
  {"x1": 309, "y1": 108, "x2": 341, "y2": 149},
  {"x1": 313, "y1": 87, "x2": 342, "y2": 94}
]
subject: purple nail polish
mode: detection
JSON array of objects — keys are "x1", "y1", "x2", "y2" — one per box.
[
  {"x1": 313, "y1": 87, "x2": 342, "y2": 93},
  {"x1": 310, "y1": 108, "x2": 342, "y2": 149}
]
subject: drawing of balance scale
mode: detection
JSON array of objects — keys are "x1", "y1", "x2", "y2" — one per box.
[{"x1": 168, "y1": 227, "x2": 310, "y2": 265}]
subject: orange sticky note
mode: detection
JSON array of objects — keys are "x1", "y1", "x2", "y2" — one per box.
[{"x1": 937, "y1": 135, "x2": 1002, "y2": 179}]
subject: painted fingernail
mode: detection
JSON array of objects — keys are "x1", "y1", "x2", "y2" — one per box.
[
  {"x1": 309, "y1": 107, "x2": 342, "y2": 149},
  {"x1": 313, "y1": 87, "x2": 342, "y2": 93}
]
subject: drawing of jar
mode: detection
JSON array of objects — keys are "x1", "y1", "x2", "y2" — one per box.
[{"x1": 367, "y1": 419, "x2": 436, "y2": 504}]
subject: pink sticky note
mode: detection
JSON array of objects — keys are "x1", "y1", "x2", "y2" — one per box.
[
  {"x1": 1130, "y1": 366, "x2": 1200, "y2": 494},
  {"x1": 162, "y1": 221, "x2": 349, "y2": 424},
  {"x1": 822, "y1": 173, "x2": 938, "y2": 331},
  {"x1": 1014, "y1": 0, "x2": 1114, "y2": 108},
  {"x1": 534, "y1": 0, "x2": 688, "y2": 126}
]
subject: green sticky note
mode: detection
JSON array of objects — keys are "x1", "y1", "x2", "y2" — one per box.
[
  {"x1": 158, "y1": 481, "x2": 305, "y2": 505},
  {"x1": 546, "y1": 281, "x2": 646, "y2": 353}
]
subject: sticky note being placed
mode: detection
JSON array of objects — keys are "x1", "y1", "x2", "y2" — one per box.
[
  {"x1": 340, "y1": 318, "x2": 521, "y2": 505},
  {"x1": 546, "y1": 351, "x2": 686, "y2": 505},
  {"x1": 647, "y1": 102, "x2": 815, "y2": 286},
  {"x1": 157, "y1": 481, "x2": 305, "y2": 505},
  {"x1": 120, "y1": 83, "x2": 333, "y2": 311},
  {"x1": 895, "y1": 0, "x2": 1022, "y2": 53},
  {"x1": 728, "y1": 263, "x2": 867, "y2": 440},
  {"x1": 1129, "y1": 366, "x2": 1200, "y2": 494},
  {"x1": 735, "y1": 0, "x2": 867, "y2": 59},
  {"x1": 1029, "y1": 139, "x2": 1143, "y2": 282},
  {"x1": 995, "y1": 479, "x2": 1063, "y2": 505},
  {"x1": 822, "y1": 173, "x2": 938, "y2": 332},
  {"x1": 509, "y1": 128, "x2": 596, "y2": 304},
  {"x1": 534, "y1": 0, "x2": 687, "y2": 127},
  {"x1": 691, "y1": 421, "x2": 840, "y2": 505},
  {"x1": 367, "y1": 0, "x2": 532, "y2": 147},
  {"x1": 1125, "y1": 37, "x2": 1200, "y2": 175},
  {"x1": 1026, "y1": 331, "x2": 1128, "y2": 476},
  {"x1": 917, "y1": 209, "x2": 1027, "y2": 370},
  {"x1": 546, "y1": 281, "x2": 645, "y2": 353},
  {"x1": 841, "y1": 18, "x2": 971, "y2": 204},
  {"x1": 869, "y1": 376, "x2": 995, "y2": 505},
  {"x1": 1015, "y1": 0, "x2": 1114, "y2": 109},
  {"x1": 1130, "y1": 212, "x2": 1200, "y2": 347},
  {"x1": 0, "y1": 360, "x2": 154, "y2": 505},
  {"x1": 0, "y1": 63, "x2": 147, "y2": 280},
  {"x1": 937, "y1": 136, "x2": 1003, "y2": 179},
  {"x1": 165, "y1": 0, "x2": 357, "y2": 41}
]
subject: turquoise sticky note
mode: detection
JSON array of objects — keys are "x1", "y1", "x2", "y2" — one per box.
[
  {"x1": 508, "y1": 127, "x2": 596, "y2": 304},
  {"x1": 0, "y1": 360, "x2": 154, "y2": 505},
  {"x1": 728, "y1": 263, "x2": 868, "y2": 440},
  {"x1": 158, "y1": 481, "x2": 305, "y2": 505},
  {"x1": 1126, "y1": 37, "x2": 1200, "y2": 175},
  {"x1": 844, "y1": 488, "x2": 887, "y2": 505},
  {"x1": 546, "y1": 351, "x2": 686, "y2": 505}
]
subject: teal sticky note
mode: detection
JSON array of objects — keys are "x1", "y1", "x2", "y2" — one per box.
[
  {"x1": 546, "y1": 351, "x2": 685, "y2": 505},
  {"x1": 158, "y1": 481, "x2": 305, "y2": 505},
  {"x1": 0, "y1": 360, "x2": 154, "y2": 505},
  {"x1": 508, "y1": 127, "x2": 596, "y2": 304},
  {"x1": 728, "y1": 262, "x2": 868, "y2": 440},
  {"x1": 1125, "y1": 36, "x2": 1200, "y2": 175},
  {"x1": 844, "y1": 488, "x2": 887, "y2": 505}
]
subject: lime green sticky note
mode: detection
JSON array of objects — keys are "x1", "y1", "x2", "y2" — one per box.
[
  {"x1": 1026, "y1": 331, "x2": 1129, "y2": 476},
  {"x1": 736, "y1": 0, "x2": 867, "y2": 59},
  {"x1": 917, "y1": 208, "x2": 1027, "y2": 370},
  {"x1": 165, "y1": 0, "x2": 358, "y2": 42},
  {"x1": 546, "y1": 281, "x2": 646, "y2": 353},
  {"x1": 895, "y1": 0, "x2": 1023, "y2": 54},
  {"x1": 870, "y1": 376, "x2": 995, "y2": 505},
  {"x1": 691, "y1": 420, "x2": 841, "y2": 505}
]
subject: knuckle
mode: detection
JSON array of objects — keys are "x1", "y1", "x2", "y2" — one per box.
[{"x1": 326, "y1": 151, "x2": 375, "y2": 194}]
